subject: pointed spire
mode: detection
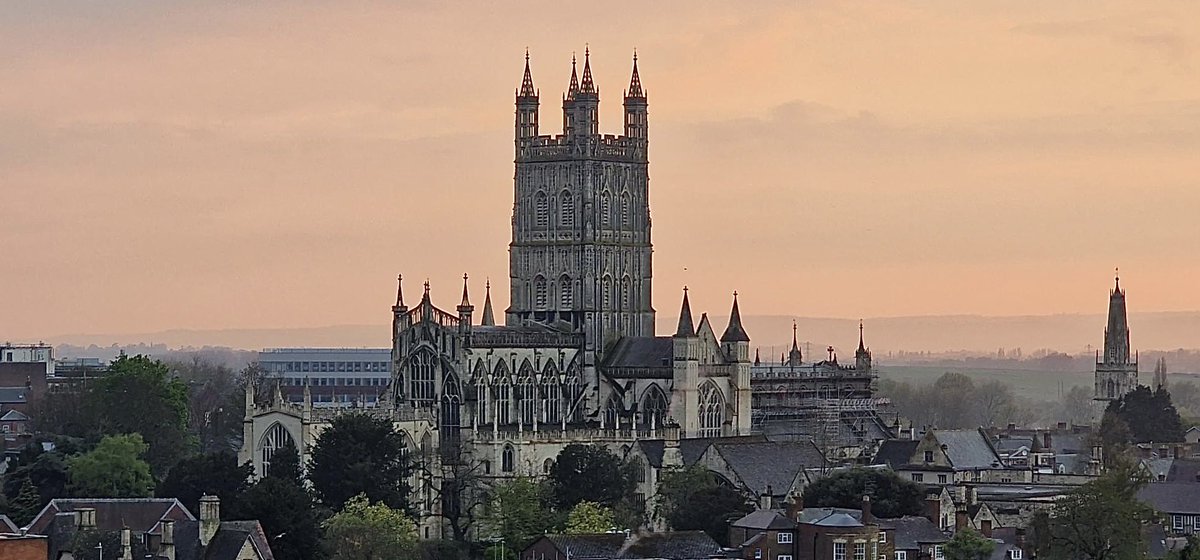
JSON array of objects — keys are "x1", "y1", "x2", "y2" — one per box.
[
  {"x1": 787, "y1": 319, "x2": 802, "y2": 366},
  {"x1": 1103, "y1": 270, "x2": 1131, "y2": 366},
  {"x1": 519, "y1": 48, "x2": 537, "y2": 98},
  {"x1": 1114, "y1": 267, "x2": 1122, "y2": 295},
  {"x1": 754, "y1": 347, "x2": 761, "y2": 366},
  {"x1": 394, "y1": 274, "x2": 405, "y2": 308},
  {"x1": 567, "y1": 52, "x2": 580, "y2": 99},
  {"x1": 720, "y1": 291, "x2": 750, "y2": 343},
  {"x1": 858, "y1": 320, "x2": 867, "y2": 352},
  {"x1": 675, "y1": 286, "x2": 695, "y2": 337},
  {"x1": 579, "y1": 45, "x2": 596, "y2": 94},
  {"x1": 791, "y1": 321, "x2": 800, "y2": 352},
  {"x1": 460, "y1": 273, "x2": 471, "y2": 307},
  {"x1": 481, "y1": 278, "x2": 496, "y2": 326},
  {"x1": 627, "y1": 49, "x2": 644, "y2": 98}
]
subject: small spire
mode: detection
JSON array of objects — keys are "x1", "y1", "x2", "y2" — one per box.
[
  {"x1": 675, "y1": 286, "x2": 695, "y2": 337},
  {"x1": 1114, "y1": 267, "x2": 1121, "y2": 294},
  {"x1": 627, "y1": 50, "x2": 644, "y2": 98},
  {"x1": 394, "y1": 274, "x2": 404, "y2": 307},
  {"x1": 423, "y1": 279, "x2": 431, "y2": 300},
  {"x1": 720, "y1": 291, "x2": 750, "y2": 343},
  {"x1": 858, "y1": 320, "x2": 867, "y2": 352},
  {"x1": 567, "y1": 52, "x2": 580, "y2": 98},
  {"x1": 580, "y1": 45, "x2": 596, "y2": 94},
  {"x1": 754, "y1": 347, "x2": 761, "y2": 366},
  {"x1": 519, "y1": 48, "x2": 536, "y2": 98},
  {"x1": 481, "y1": 278, "x2": 496, "y2": 326},
  {"x1": 791, "y1": 321, "x2": 799, "y2": 352}
]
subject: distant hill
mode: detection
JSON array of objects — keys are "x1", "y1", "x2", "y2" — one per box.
[{"x1": 45, "y1": 311, "x2": 1200, "y2": 358}]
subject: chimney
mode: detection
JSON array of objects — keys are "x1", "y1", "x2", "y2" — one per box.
[
  {"x1": 787, "y1": 495, "x2": 804, "y2": 521},
  {"x1": 965, "y1": 486, "x2": 977, "y2": 506},
  {"x1": 161, "y1": 520, "x2": 176, "y2": 560},
  {"x1": 200, "y1": 494, "x2": 221, "y2": 546},
  {"x1": 861, "y1": 495, "x2": 874, "y2": 523},
  {"x1": 924, "y1": 496, "x2": 941, "y2": 525},
  {"x1": 1006, "y1": 423, "x2": 1016, "y2": 431},
  {"x1": 120, "y1": 527, "x2": 133, "y2": 560},
  {"x1": 980, "y1": 519, "x2": 993, "y2": 539},
  {"x1": 1042, "y1": 432, "x2": 1052, "y2": 450},
  {"x1": 954, "y1": 508, "x2": 969, "y2": 532},
  {"x1": 77, "y1": 507, "x2": 96, "y2": 530},
  {"x1": 760, "y1": 485, "x2": 774, "y2": 510}
]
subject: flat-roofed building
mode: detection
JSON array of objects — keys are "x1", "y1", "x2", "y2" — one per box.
[{"x1": 257, "y1": 348, "x2": 391, "y2": 407}]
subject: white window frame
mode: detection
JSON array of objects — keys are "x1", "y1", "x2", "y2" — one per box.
[
  {"x1": 778, "y1": 532, "x2": 793, "y2": 544},
  {"x1": 934, "y1": 545, "x2": 944, "y2": 560},
  {"x1": 778, "y1": 556, "x2": 793, "y2": 560},
  {"x1": 854, "y1": 542, "x2": 866, "y2": 560},
  {"x1": 1174, "y1": 515, "x2": 1185, "y2": 530},
  {"x1": 895, "y1": 552, "x2": 907, "y2": 560},
  {"x1": 1194, "y1": 515, "x2": 1200, "y2": 532},
  {"x1": 1010, "y1": 549, "x2": 1022, "y2": 560},
  {"x1": 754, "y1": 549, "x2": 762, "y2": 560},
  {"x1": 879, "y1": 532, "x2": 887, "y2": 544},
  {"x1": 834, "y1": 542, "x2": 846, "y2": 560}
]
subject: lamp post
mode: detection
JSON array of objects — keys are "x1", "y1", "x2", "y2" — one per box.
[{"x1": 96, "y1": 542, "x2": 103, "y2": 560}]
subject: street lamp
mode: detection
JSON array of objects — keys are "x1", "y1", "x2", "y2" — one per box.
[{"x1": 96, "y1": 542, "x2": 104, "y2": 560}]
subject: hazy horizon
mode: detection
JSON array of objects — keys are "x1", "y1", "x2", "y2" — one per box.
[{"x1": 4, "y1": 2, "x2": 1199, "y2": 343}]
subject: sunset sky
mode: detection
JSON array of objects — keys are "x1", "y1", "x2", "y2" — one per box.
[{"x1": 3, "y1": 1, "x2": 1198, "y2": 342}]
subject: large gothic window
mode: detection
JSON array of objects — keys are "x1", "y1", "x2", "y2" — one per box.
[
  {"x1": 535, "y1": 192, "x2": 549, "y2": 228},
  {"x1": 473, "y1": 362, "x2": 488, "y2": 423},
  {"x1": 440, "y1": 376, "x2": 462, "y2": 454},
  {"x1": 260, "y1": 422, "x2": 296, "y2": 477},
  {"x1": 642, "y1": 385, "x2": 668, "y2": 430},
  {"x1": 560, "y1": 276, "x2": 573, "y2": 308},
  {"x1": 699, "y1": 382, "x2": 725, "y2": 437},
  {"x1": 409, "y1": 351, "x2": 436, "y2": 406},
  {"x1": 493, "y1": 363, "x2": 511, "y2": 425},
  {"x1": 542, "y1": 364, "x2": 560, "y2": 424},
  {"x1": 502, "y1": 444, "x2": 516, "y2": 473},
  {"x1": 516, "y1": 363, "x2": 537, "y2": 426},
  {"x1": 603, "y1": 393, "x2": 621, "y2": 429},
  {"x1": 534, "y1": 276, "x2": 547, "y2": 309},
  {"x1": 560, "y1": 191, "x2": 574, "y2": 227},
  {"x1": 601, "y1": 192, "x2": 611, "y2": 227},
  {"x1": 563, "y1": 366, "x2": 583, "y2": 423}
]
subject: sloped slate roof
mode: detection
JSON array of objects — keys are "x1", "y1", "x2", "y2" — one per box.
[
  {"x1": 618, "y1": 530, "x2": 720, "y2": 559},
  {"x1": 873, "y1": 440, "x2": 919, "y2": 467},
  {"x1": 0, "y1": 514, "x2": 18, "y2": 533},
  {"x1": 796, "y1": 507, "x2": 862, "y2": 524},
  {"x1": 637, "y1": 435, "x2": 769, "y2": 468},
  {"x1": 28, "y1": 498, "x2": 195, "y2": 536},
  {"x1": 889, "y1": 516, "x2": 949, "y2": 550},
  {"x1": 1166, "y1": 459, "x2": 1200, "y2": 483},
  {"x1": 731, "y1": 510, "x2": 795, "y2": 531},
  {"x1": 714, "y1": 441, "x2": 825, "y2": 495},
  {"x1": 1138, "y1": 483, "x2": 1200, "y2": 515},
  {"x1": 601, "y1": 337, "x2": 673, "y2": 369},
  {"x1": 937, "y1": 429, "x2": 1004, "y2": 469},
  {"x1": 0, "y1": 409, "x2": 29, "y2": 421},
  {"x1": 0, "y1": 387, "x2": 27, "y2": 403},
  {"x1": 814, "y1": 513, "x2": 862, "y2": 527},
  {"x1": 545, "y1": 534, "x2": 626, "y2": 559}
]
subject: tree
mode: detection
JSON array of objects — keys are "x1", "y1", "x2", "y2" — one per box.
[
  {"x1": 655, "y1": 465, "x2": 752, "y2": 547},
  {"x1": 566, "y1": 501, "x2": 615, "y2": 534},
  {"x1": 157, "y1": 450, "x2": 252, "y2": 516},
  {"x1": 482, "y1": 478, "x2": 558, "y2": 553},
  {"x1": 91, "y1": 354, "x2": 193, "y2": 476},
  {"x1": 67, "y1": 434, "x2": 155, "y2": 498},
  {"x1": 239, "y1": 444, "x2": 324, "y2": 560},
  {"x1": 1058, "y1": 385, "x2": 1096, "y2": 427},
  {"x1": 308, "y1": 413, "x2": 411, "y2": 511},
  {"x1": 945, "y1": 527, "x2": 995, "y2": 560},
  {"x1": 169, "y1": 357, "x2": 246, "y2": 453},
  {"x1": 973, "y1": 380, "x2": 1019, "y2": 428},
  {"x1": 549, "y1": 444, "x2": 635, "y2": 510},
  {"x1": 323, "y1": 493, "x2": 418, "y2": 560},
  {"x1": 9, "y1": 478, "x2": 45, "y2": 526},
  {"x1": 424, "y1": 439, "x2": 488, "y2": 550},
  {"x1": 1104, "y1": 386, "x2": 1185, "y2": 443},
  {"x1": 4, "y1": 449, "x2": 69, "y2": 508},
  {"x1": 801, "y1": 467, "x2": 926, "y2": 518},
  {"x1": 1037, "y1": 460, "x2": 1154, "y2": 560},
  {"x1": 933, "y1": 373, "x2": 977, "y2": 428}
]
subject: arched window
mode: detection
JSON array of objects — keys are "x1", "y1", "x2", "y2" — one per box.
[
  {"x1": 534, "y1": 276, "x2": 547, "y2": 308},
  {"x1": 535, "y1": 192, "x2": 548, "y2": 228},
  {"x1": 409, "y1": 351, "x2": 436, "y2": 405},
  {"x1": 560, "y1": 276, "x2": 573, "y2": 308},
  {"x1": 601, "y1": 192, "x2": 611, "y2": 227},
  {"x1": 473, "y1": 362, "x2": 488, "y2": 423},
  {"x1": 543, "y1": 458, "x2": 555, "y2": 475},
  {"x1": 560, "y1": 191, "x2": 574, "y2": 228},
  {"x1": 502, "y1": 445, "x2": 516, "y2": 473},
  {"x1": 563, "y1": 366, "x2": 584, "y2": 423},
  {"x1": 493, "y1": 363, "x2": 511, "y2": 425},
  {"x1": 542, "y1": 364, "x2": 560, "y2": 424},
  {"x1": 621, "y1": 277, "x2": 631, "y2": 310},
  {"x1": 632, "y1": 457, "x2": 647, "y2": 483},
  {"x1": 602, "y1": 276, "x2": 612, "y2": 309},
  {"x1": 516, "y1": 363, "x2": 537, "y2": 426},
  {"x1": 642, "y1": 385, "x2": 668, "y2": 430},
  {"x1": 699, "y1": 382, "x2": 725, "y2": 437},
  {"x1": 440, "y1": 375, "x2": 462, "y2": 454},
  {"x1": 621, "y1": 193, "x2": 630, "y2": 227},
  {"x1": 260, "y1": 422, "x2": 296, "y2": 477},
  {"x1": 603, "y1": 393, "x2": 621, "y2": 429}
]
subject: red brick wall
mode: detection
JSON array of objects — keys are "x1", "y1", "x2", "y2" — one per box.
[{"x1": 0, "y1": 536, "x2": 50, "y2": 560}]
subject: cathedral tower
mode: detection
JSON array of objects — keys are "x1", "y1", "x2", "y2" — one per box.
[
  {"x1": 508, "y1": 49, "x2": 655, "y2": 357},
  {"x1": 1094, "y1": 272, "x2": 1138, "y2": 401}
]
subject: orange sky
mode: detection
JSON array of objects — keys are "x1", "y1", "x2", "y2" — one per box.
[{"x1": 2, "y1": 1, "x2": 1198, "y2": 341}]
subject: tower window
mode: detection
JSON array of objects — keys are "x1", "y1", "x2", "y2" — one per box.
[
  {"x1": 560, "y1": 276, "x2": 573, "y2": 308},
  {"x1": 621, "y1": 194, "x2": 630, "y2": 227},
  {"x1": 561, "y1": 191, "x2": 574, "y2": 227},
  {"x1": 601, "y1": 193, "x2": 611, "y2": 227},
  {"x1": 534, "y1": 276, "x2": 547, "y2": 308},
  {"x1": 535, "y1": 192, "x2": 548, "y2": 228}
]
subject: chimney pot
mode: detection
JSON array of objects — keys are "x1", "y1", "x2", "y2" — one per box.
[{"x1": 199, "y1": 494, "x2": 221, "y2": 546}]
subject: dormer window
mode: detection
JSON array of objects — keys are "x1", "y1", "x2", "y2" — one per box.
[{"x1": 924, "y1": 451, "x2": 934, "y2": 463}]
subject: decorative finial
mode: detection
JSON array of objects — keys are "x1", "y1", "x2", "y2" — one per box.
[
  {"x1": 395, "y1": 274, "x2": 404, "y2": 307},
  {"x1": 683, "y1": 285, "x2": 688, "y2": 293},
  {"x1": 525, "y1": 47, "x2": 529, "y2": 62},
  {"x1": 633, "y1": 48, "x2": 638, "y2": 62}
]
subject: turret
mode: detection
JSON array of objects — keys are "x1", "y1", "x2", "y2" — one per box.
[
  {"x1": 786, "y1": 320, "x2": 802, "y2": 367},
  {"x1": 481, "y1": 278, "x2": 496, "y2": 326},
  {"x1": 720, "y1": 292, "x2": 751, "y2": 363},
  {"x1": 855, "y1": 320, "x2": 872, "y2": 373},
  {"x1": 516, "y1": 49, "x2": 539, "y2": 145},
  {"x1": 391, "y1": 274, "x2": 411, "y2": 341},
  {"x1": 671, "y1": 287, "x2": 700, "y2": 435},
  {"x1": 563, "y1": 48, "x2": 599, "y2": 139},
  {"x1": 623, "y1": 51, "x2": 648, "y2": 148},
  {"x1": 457, "y1": 273, "x2": 474, "y2": 334}
]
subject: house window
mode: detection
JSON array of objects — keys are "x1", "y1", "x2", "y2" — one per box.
[
  {"x1": 880, "y1": 532, "x2": 887, "y2": 544},
  {"x1": 1174, "y1": 515, "x2": 1184, "y2": 530},
  {"x1": 778, "y1": 532, "x2": 793, "y2": 544},
  {"x1": 778, "y1": 556, "x2": 793, "y2": 560},
  {"x1": 895, "y1": 553, "x2": 907, "y2": 560},
  {"x1": 854, "y1": 542, "x2": 866, "y2": 560},
  {"x1": 833, "y1": 542, "x2": 846, "y2": 560},
  {"x1": 934, "y1": 545, "x2": 944, "y2": 560},
  {"x1": 754, "y1": 549, "x2": 762, "y2": 559},
  {"x1": 924, "y1": 451, "x2": 934, "y2": 462},
  {"x1": 1194, "y1": 516, "x2": 1200, "y2": 532},
  {"x1": 1009, "y1": 550, "x2": 1022, "y2": 560},
  {"x1": 938, "y1": 474, "x2": 948, "y2": 484},
  {"x1": 912, "y1": 473, "x2": 924, "y2": 482}
]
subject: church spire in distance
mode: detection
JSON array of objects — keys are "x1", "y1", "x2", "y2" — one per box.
[
  {"x1": 393, "y1": 274, "x2": 406, "y2": 310},
  {"x1": 1103, "y1": 268, "x2": 1132, "y2": 366},
  {"x1": 567, "y1": 53, "x2": 580, "y2": 99}
]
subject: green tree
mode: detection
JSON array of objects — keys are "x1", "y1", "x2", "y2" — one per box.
[
  {"x1": 169, "y1": 358, "x2": 246, "y2": 453},
  {"x1": 1104, "y1": 386, "x2": 1185, "y2": 443},
  {"x1": 266, "y1": 440, "x2": 304, "y2": 486},
  {"x1": 565, "y1": 501, "x2": 615, "y2": 534},
  {"x1": 92, "y1": 354, "x2": 193, "y2": 476},
  {"x1": 801, "y1": 467, "x2": 926, "y2": 518},
  {"x1": 308, "y1": 413, "x2": 411, "y2": 511},
  {"x1": 9, "y1": 477, "x2": 45, "y2": 526},
  {"x1": 3, "y1": 450, "x2": 69, "y2": 509},
  {"x1": 482, "y1": 478, "x2": 557, "y2": 552},
  {"x1": 945, "y1": 527, "x2": 995, "y2": 560},
  {"x1": 1038, "y1": 459, "x2": 1154, "y2": 560},
  {"x1": 239, "y1": 444, "x2": 324, "y2": 560},
  {"x1": 655, "y1": 465, "x2": 752, "y2": 546},
  {"x1": 549, "y1": 444, "x2": 635, "y2": 509},
  {"x1": 157, "y1": 450, "x2": 253, "y2": 516},
  {"x1": 323, "y1": 493, "x2": 418, "y2": 560},
  {"x1": 67, "y1": 434, "x2": 155, "y2": 497}
]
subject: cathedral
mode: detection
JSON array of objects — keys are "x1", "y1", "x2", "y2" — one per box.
[{"x1": 240, "y1": 50, "x2": 755, "y2": 535}]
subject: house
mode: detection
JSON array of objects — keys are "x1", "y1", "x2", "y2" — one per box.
[
  {"x1": 1138, "y1": 483, "x2": 1200, "y2": 536},
  {"x1": 730, "y1": 497, "x2": 887, "y2": 560},
  {"x1": 27, "y1": 497, "x2": 195, "y2": 543},
  {"x1": 796, "y1": 510, "x2": 883, "y2": 560},
  {"x1": 729, "y1": 510, "x2": 797, "y2": 560},
  {"x1": 882, "y1": 516, "x2": 949, "y2": 560},
  {"x1": 0, "y1": 533, "x2": 48, "y2": 560},
  {"x1": 522, "y1": 530, "x2": 720, "y2": 560},
  {"x1": 874, "y1": 429, "x2": 1029, "y2": 486}
]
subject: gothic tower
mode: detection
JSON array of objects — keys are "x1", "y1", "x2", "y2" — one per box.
[
  {"x1": 507, "y1": 49, "x2": 655, "y2": 358},
  {"x1": 1094, "y1": 272, "x2": 1138, "y2": 401}
]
